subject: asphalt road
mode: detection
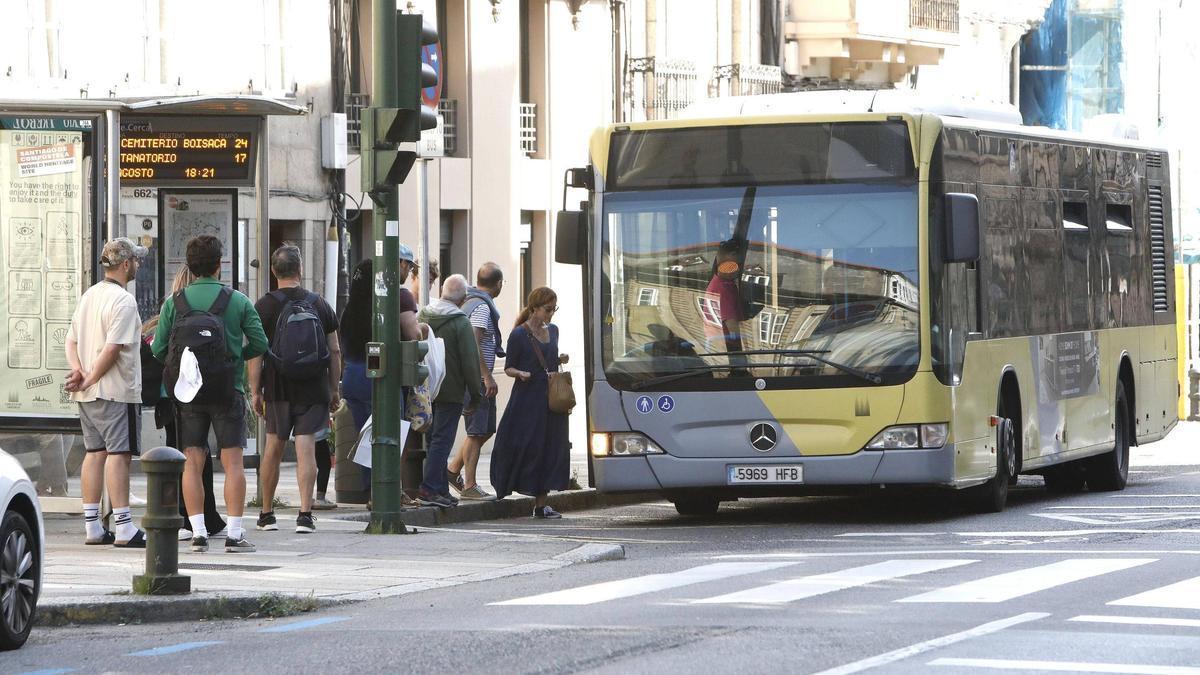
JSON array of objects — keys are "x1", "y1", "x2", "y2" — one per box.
[{"x1": 11, "y1": 430, "x2": 1200, "y2": 674}]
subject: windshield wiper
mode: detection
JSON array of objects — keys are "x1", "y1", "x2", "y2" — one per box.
[
  {"x1": 704, "y1": 349, "x2": 883, "y2": 385},
  {"x1": 629, "y1": 364, "x2": 739, "y2": 391},
  {"x1": 629, "y1": 349, "x2": 882, "y2": 390}
]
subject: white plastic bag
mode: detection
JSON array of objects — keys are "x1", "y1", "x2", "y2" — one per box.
[
  {"x1": 350, "y1": 415, "x2": 409, "y2": 470},
  {"x1": 351, "y1": 416, "x2": 373, "y2": 468},
  {"x1": 424, "y1": 327, "x2": 446, "y2": 399}
]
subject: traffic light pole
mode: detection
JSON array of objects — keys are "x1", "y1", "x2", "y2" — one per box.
[{"x1": 367, "y1": 0, "x2": 408, "y2": 534}]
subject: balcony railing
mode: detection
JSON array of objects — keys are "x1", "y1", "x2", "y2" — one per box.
[
  {"x1": 909, "y1": 0, "x2": 959, "y2": 33},
  {"x1": 627, "y1": 57, "x2": 697, "y2": 121},
  {"x1": 710, "y1": 63, "x2": 783, "y2": 98},
  {"x1": 438, "y1": 98, "x2": 458, "y2": 156},
  {"x1": 519, "y1": 102, "x2": 537, "y2": 156},
  {"x1": 345, "y1": 92, "x2": 369, "y2": 153}
]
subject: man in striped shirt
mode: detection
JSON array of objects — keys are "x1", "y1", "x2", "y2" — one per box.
[{"x1": 449, "y1": 262, "x2": 505, "y2": 500}]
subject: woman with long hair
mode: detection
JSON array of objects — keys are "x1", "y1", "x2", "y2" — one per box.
[{"x1": 489, "y1": 286, "x2": 571, "y2": 518}]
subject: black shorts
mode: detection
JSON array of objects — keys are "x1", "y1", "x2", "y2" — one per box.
[
  {"x1": 265, "y1": 400, "x2": 328, "y2": 438},
  {"x1": 177, "y1": 392, "x2": 248, "y2": 451}
]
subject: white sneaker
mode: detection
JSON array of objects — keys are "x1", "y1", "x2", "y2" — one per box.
[{"x1": 178, "y1": 528, "x2": 192, "y2": 541}]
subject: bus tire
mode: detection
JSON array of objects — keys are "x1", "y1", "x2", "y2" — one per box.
[
  {"x1": 1086, "y1": 380, "x2": 1131, "y2": 492},
  {"x1": 673, "y1": 495, "x2": 720, "y2": 517},
  {"x1": 966, "y1": 416, "x2": 1013, "y2": 513}
]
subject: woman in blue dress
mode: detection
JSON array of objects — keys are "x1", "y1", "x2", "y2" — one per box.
[{"x1": 490, "y1": 287, "x2": 571, "y2": 518}]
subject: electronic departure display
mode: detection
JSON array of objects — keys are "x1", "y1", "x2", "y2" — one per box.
[{"x1": 118, "y1": 130, "x2": 254, "y2": 182}]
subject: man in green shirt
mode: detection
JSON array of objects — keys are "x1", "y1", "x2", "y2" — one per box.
[{"x1": 152, "y1": 234, "x2": 268, "y2": 553}]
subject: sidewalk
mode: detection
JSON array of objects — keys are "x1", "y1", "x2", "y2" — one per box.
[{"x1": 39, "y1": 508, "x2": 623, "y2": 626}]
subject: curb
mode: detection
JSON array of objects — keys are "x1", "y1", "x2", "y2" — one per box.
[
  {"x1": 337, "y1": 488, "x2": 655, "y2": 528},
  {"x1": 37, "y1": 591, "x2": 336, "y2": 628},
  {"x1": 36, "y1": 542, "x2": 624, "y2": 626},
  {"x1": 327, "y1": 541, "x2": 626, "y2": 602}
]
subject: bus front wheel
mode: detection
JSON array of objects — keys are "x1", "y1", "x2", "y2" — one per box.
[
  {"x1": 673, "y1": 495, "x2": 720, "y2": 517},
  {"x1": 966, "y1": 416, "x2": 1013, "y2": 513},
  {"x1": 1086, "y1": 380, "x2": 1131, "y2": 492}
]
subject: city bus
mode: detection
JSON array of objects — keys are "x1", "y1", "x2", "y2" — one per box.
[{"x1": 555, "y1": 91, "x2": 1178, "y2": 515}]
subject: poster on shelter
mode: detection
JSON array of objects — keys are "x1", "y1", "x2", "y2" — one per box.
[
  {"x1": 162, "y1": 192, "x2": 234, "y2": 285},
  {"x1": 0, "y1": 126, "x2": 85, "y2": 418}
]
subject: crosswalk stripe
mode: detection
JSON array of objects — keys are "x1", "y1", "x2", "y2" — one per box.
[
  {"x1": 1071, "y1": 615, "x2": 1200, "y2": 628},
  {"x1": 1110, "y1": 575, "x2": 1200, "y2": 610},
  {"x1": 928, "y1": 657, "x2": 1200, "y2": 674},
  {"x1": 490, "y1": 562, "x2": 798, "y2": 606},
  {"x1": 898, "y1": 558, "x2": 1157, "y2": 603},
  {"x1": 693, "y1": 559, "x2": 975, "y2": 605}
]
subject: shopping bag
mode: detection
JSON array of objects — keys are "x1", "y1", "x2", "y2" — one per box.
[{"x1": 424, "y1": 327, "x2": 446, "y2": 399}]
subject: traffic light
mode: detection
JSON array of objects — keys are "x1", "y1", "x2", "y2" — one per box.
[
  {"x1": 360, "y1": 12, "x2": 440, "y2": 200},
  {"x1": 397, "y1": 339, "x2": 429, "y2": 387},
  {"x1": 361, "y1": 109, "x2": 417, "y2": 199},
  {"x1": 395, "y1": 14, "x2": 440, "y2": 143}
]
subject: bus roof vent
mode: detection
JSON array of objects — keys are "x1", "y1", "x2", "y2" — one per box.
[
  {"x1": 678, "y1": 90, "x2": 1023, "y2": 126},
  {"x1": 1148, "y1": 184, "x2": 1169, "y2": 312}
]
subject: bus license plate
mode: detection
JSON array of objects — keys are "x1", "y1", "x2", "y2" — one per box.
[{"x1": 727, "y1": 465, "x2": 804, "y2": 484}]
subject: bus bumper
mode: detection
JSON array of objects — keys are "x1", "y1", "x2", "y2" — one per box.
[{"x1": 593, "y1": 444, "x2": 958, "y2": 492}]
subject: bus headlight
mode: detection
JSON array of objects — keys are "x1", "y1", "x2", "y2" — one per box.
[
  {"x1": 591, "y1": 432, "x2": 664, "y2": 457},
  {"x1": 866, "y1": 424, "x2": 948, "y2": 450},
  {"x1": 920, "y1": 423, "x2": 949, "y2": 448}
]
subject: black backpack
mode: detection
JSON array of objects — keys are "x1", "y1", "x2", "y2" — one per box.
[
  {"x1": 266, "y1": 290, "x2": 330, "y2": 380},
  {"x1": 163, "y1": 287, "x2": 236, "y2": 404}
]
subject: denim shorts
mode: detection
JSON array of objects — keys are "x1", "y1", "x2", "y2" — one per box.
[
  {"x1": 177, "y1": 392, "x2": 248, "y2": 451},
  {"x1": 462, "y1": 392, "x2": 497, "y2": 437}
]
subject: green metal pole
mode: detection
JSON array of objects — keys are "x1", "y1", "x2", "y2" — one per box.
[{"x1": 368, "y1": 0, "x2": 407, "y2": 534}]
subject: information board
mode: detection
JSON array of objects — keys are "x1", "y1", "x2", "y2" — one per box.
[
  {"x1": 0, "y1": 119, "x2": 88, "y2": 420},
  {"x1": 119, "y1": 117, "x2": 257, "y2": 186}
]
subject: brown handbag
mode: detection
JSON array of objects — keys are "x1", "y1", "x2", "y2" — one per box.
[{"x1": 525, "y1": 323, "x2": 575, "y2": 414}]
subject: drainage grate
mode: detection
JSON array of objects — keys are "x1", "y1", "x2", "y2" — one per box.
[{"x1": 178, "y1": 563, "x2": 280, "y2": 572}]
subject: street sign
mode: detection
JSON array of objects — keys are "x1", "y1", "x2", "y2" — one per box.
[
  {"x1": 417, "y1": 114, "x2": 444, "y2": 158},
  {"x1": 421, "y1": 42, "x2": 442, "y2": 109}
]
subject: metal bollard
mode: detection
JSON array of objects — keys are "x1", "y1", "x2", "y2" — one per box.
[{"x1": 132, "y1": 446, "x2": 191, "y2": 595}]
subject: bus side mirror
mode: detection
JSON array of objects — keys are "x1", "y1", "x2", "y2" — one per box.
[
  {"x1": 555, "y1": 209, "x2": 586, "y2": 265},
  {"x1": 944, "y1": 192, "x2": 980, "y2": 263}
]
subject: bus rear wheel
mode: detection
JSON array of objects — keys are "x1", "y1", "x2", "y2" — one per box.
[
  {"x1": 673, "y1": 495, "x2": 720, "y2": 517},
  {"x1": 966, "y1": 416, "x2": 1013, "y2": 514},
  {"x1": 1086, "y1": 380, "x2": 1131, "y2": 492}
]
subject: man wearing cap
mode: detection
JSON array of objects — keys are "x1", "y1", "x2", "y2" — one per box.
[{"x1": 64, "y1": 238, "x2": 148, "y2": 548}]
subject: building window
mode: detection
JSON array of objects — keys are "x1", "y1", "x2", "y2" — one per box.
[
  {"x1": 793, "y1": 314, "x2": 819, "y2": 344},
  {"x1": 758, "y1": 311, "x2": 787, "y2": 345},
  {"x1": 697, "y1": 296, "x2": 722, "y2": 327},
  {"x1": 637, "y1": 288, "x2": 659, "y2": 306}
]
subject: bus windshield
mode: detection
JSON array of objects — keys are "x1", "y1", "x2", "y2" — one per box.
[{"x1": 601, "y1": 182, "x2": 920, "y2": 390}]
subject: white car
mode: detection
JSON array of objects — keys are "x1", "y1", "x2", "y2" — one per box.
[{"x1": 0, "y1": 447, "x2": 42, "y2": 650}]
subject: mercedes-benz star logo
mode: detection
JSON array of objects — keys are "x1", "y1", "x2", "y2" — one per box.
[{"x1": 749, "y1": 423, "x2": 778, "y2": 452}]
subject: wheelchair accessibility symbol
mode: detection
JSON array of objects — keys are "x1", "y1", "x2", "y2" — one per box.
[
  {"x1": 635, "y1": 395, "x2": 653, "y2": 414},
  {"x1": 657, "y1": 395, "x2": 675, "y2": 413}
]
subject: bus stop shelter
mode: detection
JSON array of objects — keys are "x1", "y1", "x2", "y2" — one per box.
[{"x1": 0, "y1": 95, "x2": 304, "y2": 512}]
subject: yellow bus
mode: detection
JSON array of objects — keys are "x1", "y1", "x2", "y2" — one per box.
[{"x1": 556, "y1": 91, "x2": 1178, "y2": 515}]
